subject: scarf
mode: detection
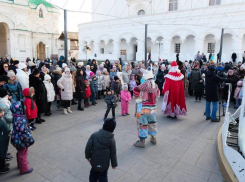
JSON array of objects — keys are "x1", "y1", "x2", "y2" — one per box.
[{"x1": 26, "y1": 96, "x2": 35, "y2": 110}]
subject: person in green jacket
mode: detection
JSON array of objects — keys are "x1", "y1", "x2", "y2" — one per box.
[{"x1": 0, "y1": 108, "x2": 11, "y2": 174}]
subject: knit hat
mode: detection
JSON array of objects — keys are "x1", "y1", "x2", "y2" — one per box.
[
  {"x1": 78, "y1": 62, "x2": 84, "y2": 66},
  {"x1": 228, "y1": 69, "x2": 234, "y2": 75},
  {"x1": 86, "y1": 65, "x2": 90, "y2": 68},
  {"x1": 0, "y1": 75, "x2": 9, "y2": 82},
  {"x1": 7, "y1": 70, "x2": 15, "y2": 78},
  {"x1": 0, "y1": 88, "x2": 8, "y2": 98},
  {"x1": 13, "y1": 60, "x2": 19, "y2": 65},
  {"x1": 62, "y1": 63, "x2": 67, "y2": 68},
  {"x1": 210, "y1": 61, "x2": 215, "y2": 64},
  {"x1": 55, "y1": 66, "x2": 62, "y2": 71},
  {"x1": 65, "y1": 67, "x2": 70, "y2": 73},
  {"x1": 18, "y1": 62, "x2": 27, "y2": 70},
  {"x1": 103, "y1": 118, "x2": 116, "y2": 133},
  {"x1": 114, "y1": 76, "x2": 119, "y2": 81},
  {"x1": 70, "y1": 66, "x2": 77, "y2": 72},
  {"x1": 103, "y1": 68, "x2": 107, "y2": 73},
  {"x1": 90, "y1": 72, "x2": 95, "y2": 79},
  {"x1": 32, "y1": 68, "x2": 40, "y2": 75},
  {"x1": 44, "y1": 74, "x2": 51, "y2": 81},
  {"x1": 122, "y1": 84, "x2": 128, "y2": 90}
]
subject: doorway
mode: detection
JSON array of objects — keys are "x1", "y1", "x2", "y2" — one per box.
[
  {"x1": 0, "y1": 23, "x2": 9, "y2": 57},
  {"x1": 37, "y1": 42, "x2": 46, "y2": 60}
]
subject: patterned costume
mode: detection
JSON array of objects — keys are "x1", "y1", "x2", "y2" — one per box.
[
  {"x1": 162, "y1": 61, "x2": 187, "y2": 118},
  {"x1": 133, "y1": 68, "x2": 160, "y2": 148}
]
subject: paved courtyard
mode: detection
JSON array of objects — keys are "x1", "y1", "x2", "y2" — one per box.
[{"x1": 0, "y1": 97, "x2": 226, "y2": 182}]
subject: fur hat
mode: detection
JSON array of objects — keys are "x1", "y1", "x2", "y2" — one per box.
[
  {"x1": 18, "y1": 62, "x2": 27, "y2": 70},
  {"x1": 65, "y1": 67, "x2": 70, "y2": 72},
  {"x1": 78, "y1": 62, "x2": 84, "y2": 66},
  {"x1": 0, "y1": 88, "x2": 8, "y2": 98},
  {"x1": 103, "y1": 118, "x2": 116, "y2": 133},
  {"x1": 62, "y1": 63, "x2": 67, "y2": 68},
  {"x1": 7, "y1": 70, "x2": 16, "y2": 78},
  {"x1": 44, "y1": 74, "x2": 51, "y2": 81},
  {"x1": 32, "y1": 68, "x2": 40, "y2": 75}
]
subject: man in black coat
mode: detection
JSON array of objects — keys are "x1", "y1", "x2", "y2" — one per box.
[
  {"x1": 232, "y1": 52, "x2": 237, "y2": 63},
  {"x1": 205, "y1": 66, "x2": 224, "y2": 122},
  {"x1": 104, "y1": 59, "x2": 112, "y2": 73},
  {"x1": 85, "y1": 118, "x2": 117, "y2": 182}
]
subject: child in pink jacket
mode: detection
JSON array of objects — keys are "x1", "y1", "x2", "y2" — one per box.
[{"x1": 121, "y1": 84, "x2": 131, "y2": 116}]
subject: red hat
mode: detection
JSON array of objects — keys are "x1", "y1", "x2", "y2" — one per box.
[{"x1": 171, "y1": 61, "x2": 178, "y2": 67}]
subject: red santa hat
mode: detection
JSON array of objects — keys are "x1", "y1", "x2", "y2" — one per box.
[{"x1": 169, "y1": 61, "x2": 180, "y2": 73}]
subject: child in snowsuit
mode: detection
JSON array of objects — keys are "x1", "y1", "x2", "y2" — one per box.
[
  {"x1": 85, "y1": 118, "x2": 118, "y2": 182},
  {"x1": 111, "y1": 76, "x2": 121, "y2": 102},
  {"x1": 23, "y1": 87, "x2": 38, "y2": 131},
  {"x1": 0, "y1": 108, "x2": 11, "y2": 174},
  {"x1": 195, "y1": 78, "x2": 204, "y2": 102},
  {"x1": 121, "y1": 84, "x2": 131, "y2": 116},
  {"x1": 43, "y1": 74, "x2": 55, "y2": 116},
  {"x1": 84, "y1": 80, "x2": 91, "y2": 108},
  {"x1": 90, "y1": 72, "x2": 98, "y2": 106},
  {"x1": 104, "y1": 88, "x2": 117, "y2": 120},
  {"x1": 234, "y1": 80, "x2": 243, "y2": 109},
  {"x1": 11, "y1": 101, "x2": 34, "y2": 175}
]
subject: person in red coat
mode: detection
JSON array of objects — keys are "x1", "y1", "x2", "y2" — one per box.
[
  {"x1": 84, "y1": 80, "x2": 92, "y2": 108},
  {"x1": 23, "y1": 87, "x2": 38, "y2": 130},
  {"x1": 162, "y1": 61, "x2": 187, "y2": 118}
]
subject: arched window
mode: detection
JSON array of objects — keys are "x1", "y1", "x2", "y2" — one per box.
[
  {"x1": 39, "y1": 9, "x2": 43, "y2": 18},
  {"x1": 138, "y1": 10, "x2": 145, "y2": 16}
]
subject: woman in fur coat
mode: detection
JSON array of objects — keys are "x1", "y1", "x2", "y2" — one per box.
[{"x1": 76, "y1": 69, "x2": 86, "y2": 111}]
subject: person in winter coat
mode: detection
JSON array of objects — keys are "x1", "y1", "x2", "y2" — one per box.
[
  {"x1": 205, "y1": 66, "x2": 224, "y2": 122},
  {"x1": 96, "y1": 70, "x2": 104, "y2": 99},
  {"x1": 76, "y1": 69, "x2": 86, "y2": 111},
  {"x1": 121, "y1": 85, "x2": 131, "y2": 116},
  {"x1": 234, "y1": 80, "x2": 243, "y2": 109},
  {"x1": 122, "y1": 65, "x2": 129, "y2": 85},
  {"x1": 29, "y1": 68, "x2": 47, "y2": 123},
  {"x1": 77, "y1": 62, "x2": 86, "y2": 80},
  {"x1": 110, "y1": 66, "x2": 118, "y2": 81},
  {"x1": 129, "y1": 74, "x2": 137, "y2": 96},
  {"x1": 39, "y1": 62, "x2": 50, "y2": 81},
  {"x1": 0, "y1": 108, "x2": 11, "y2": 174},
  {"x1": 102, "y1": 68, "x2": 110, "y2": 95},
  {"x1": 91, "y1": 59, "x2": 98, "y2": 74},
  {"x1": 104, "y1": 88, "x2": 117, "y2": 120},
  {"x1": 0, "y1": 62, "x2": 9, "y2": 76},
  {"x1": 0, "y1": 88, "x2": 13, "y2": 131},
  {"x1": 9, "y1": 60, "x2": 19, "y2": 74},
  {"x1": 232, "y1": 52, "x2": 237, "y2": 63},
  {"x1": 86, "y1": 65, "x2": 92, "y2": 80},
  {"x1": 84, "y1": 80, "x2": 91, "y2": 108},
  {"x1": 85, "y1": 118, "x2": 117, "y2": 182},
  {"x1": 90, "y1": 72, "x2": 98, "y2": 106},
  {"x1": 237, "y1": 65, "x2": 245, "y2": 79},
  {"x1": 10, "y1": 101, "x2": 34, "y2": 175},
  {"x1": 23, "y1": 87, "x2": 38, "y2": 131},
  {"x1": 195, "y1": 78, "x2": 204, "y2": 102},
  {"x1": 53, "y1": 66, "x2": 63, "y2": 110},
  {"x1": 190, "y1": 65, "x2": 201, "y2": 94},
  {"x1": 155, "y1": 65, "x2": 167, "y2": 94},
  {"x1": 111, "y1": 76, "x2": 121, "y2": 102},
  {"x1": 16, "y1": 63, "x2": 29, "y2": 91},
  {"x1": 57, "y1": 68, "x2": 75, "y2": 115},
  {"x1": 43, "y1": 74, "x2": 55, "y2": 116},
  {"x1": 104, "y1": 59, "x2": 112, "y2": 73},
  {"x1": 4, "y1": 71, "x2": 23, "y2": 102}
]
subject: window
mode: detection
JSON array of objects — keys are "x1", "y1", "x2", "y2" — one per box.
[
  {"x1": 209, "y1": 0, "x2": 221, "y2": 6},
  {"x1": 39, "y1": 9, "x2": 43, "y2": 18},
  {"x1": 169, "y1": 0, "x2": 178, "y2": 11},
  {"x1": 208, "y1": 43, "x2": 215, "y2": 53},
  {"x1": 100, "y1": 48, "x2": 104, "y2": 54},
  {"x1": 138, "y1": 10, "x2": 145, "y2": 16},
  {"x1": 175, "y1": 43, "x2": 180, "y2": 53}
]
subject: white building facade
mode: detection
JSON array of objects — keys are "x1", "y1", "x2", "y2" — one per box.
[
  {"x1": 78, "y1": 0, "x2": 245, "y2": 63},
  {"x1": 0, "y1": 0, "x2": 60, "y2": 61}
]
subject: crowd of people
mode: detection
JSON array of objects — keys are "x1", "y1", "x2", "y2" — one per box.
[{"x1": 0, "y1": 54, "x2": 244, "y2": 181}]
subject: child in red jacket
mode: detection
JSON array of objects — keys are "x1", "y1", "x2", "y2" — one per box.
[
  {"x1": 23, "y1": 87, "x2": 38, "y2": 131},
  {"x1": 84, "y1": 80, "x2": 91, "y2": 108}
]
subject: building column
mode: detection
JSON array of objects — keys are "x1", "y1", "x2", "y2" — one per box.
[
  {"x1": 136, "y1": 39, "x2": 144, "y2": 61},
  {"x1": 113, "y1": 41, "x2": 120, "y2": 59},
  {"x1": 232, "y1": 35, "x2": 243, "y2": 61}
]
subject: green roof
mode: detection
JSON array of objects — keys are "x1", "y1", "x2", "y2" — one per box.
[{"x1": 28, "y1": 0, "x2": 54, "y2": 8}]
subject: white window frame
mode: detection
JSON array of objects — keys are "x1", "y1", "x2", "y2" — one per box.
[
  {"x1": 175, "y1": 43, "x2": 180, "y2": 53},
  {"x1": 207, "y1": 43, "x2": 215, "y2": 53},
  {"x1": 209, "y1": 0, "x2": 221, "y2": 6},
  {"x1": 169, "y1": 0, "x2": 178, "y2": 11}
]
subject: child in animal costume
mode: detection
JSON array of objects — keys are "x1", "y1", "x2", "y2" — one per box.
[
  {"x1": 120, "y1": 84, "x2": 131, "y2": 116},
  {"x1": 133, "y1": 68, "x2": 160, "y2": 148}
]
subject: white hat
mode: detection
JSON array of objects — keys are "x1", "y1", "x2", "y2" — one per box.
[
  {"x1": 122, "y1": 84, "x2": 128, "y2": 90},
  {"x1": 18, "y1": 62, "x2": 27, "y2": 70},
  {"x1": 44, "y1": 74, "x2": 51, "y2": 81},
  {"x1": 103, "y1": 68, "x2": 107, "y2": 72},
  {"x1": 7, "y1": 70, "x2": 15, "y2": 78},
  {"x1": 55, "y1": 66, "x2": 62, "y2": 71},
  {"x1": 78, "y1": 62, "x2": 84, "y2": 66},
  {"x1": 65, "y1": 67, "x2": 70, "y2": 72},
  {"x1": 62, "y1": 63, "x2": 67, "y2": 68},
  {"x1": 202, "y1": 73, "x2": 205, "y2": 77},
  {"x1": 140, "y1": 68, "x2": 154, "y2": 80},
  {"x1": 86, "y1": 65, "x2": 90, "y2": 68},
  {"x1": 28, "y1": 61, "x2": 35, "y2": 67}
]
